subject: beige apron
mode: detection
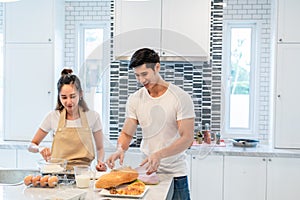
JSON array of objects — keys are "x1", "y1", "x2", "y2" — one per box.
[{"x1": 51, "y1": 108, "x2": 95, "y2": 171}]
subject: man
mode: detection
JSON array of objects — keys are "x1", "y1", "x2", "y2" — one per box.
[{"x1": 106, "y1": 48, "x2": 195, "y2": 200}]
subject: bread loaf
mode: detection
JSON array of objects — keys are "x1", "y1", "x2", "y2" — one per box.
[{"x1": 95, "y1": 167, "x2": 138, "y2": 189}]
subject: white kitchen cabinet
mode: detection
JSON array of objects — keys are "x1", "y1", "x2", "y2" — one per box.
[
  {"x1": 277, "y1": 0, "x2": 300, "y2": 43},
  {"x1": 274, "y1": 0, "x2": 300, "y2": 149},
  {"x1": 0, "y1": 149, "x2": 17, "y2": 168},
  {"x1": 191, "y1": 155, "x2": 223, "y2": 200},
  {"x1": 266, "y1": 157, "x2": 300, "y2": 200},
  {"x1": 3, "y1": 0, "x2": 64, "y2": 141},
  {"x1": 5, "y1": 0, "x2": 64, "y2": 43},
  {"x1": 224, "y1": 156, "x2": 266, "y2": 200},
  {"x1": 114, "y1": 0, "x2": 211, "y2": 61},
  {"x1": 224, "y1": 156, "x2": 300, "y2": 200},
  {"x1": 274, "y1": 44, "x2": 300, "y2": 148},
  {"x1": 186, "y1": 154, "x2": 191, "y2": 189},
  {"x1": 114, "y1": 0, "x2": 161, "y2": 58},
  {"x1": 4, "y1": 44, "x2": 55, "y2": 141},
  {"x1": 16, "y1": 149, "x2": 42, "y2": 169}
]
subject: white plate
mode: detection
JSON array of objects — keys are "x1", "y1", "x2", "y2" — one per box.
[
  {"x1": 94, "y1": 171, "x2": 109, "y2": 179},
  {"x1": 99, "y1": 186, "x2": 149, "y2": 198}
]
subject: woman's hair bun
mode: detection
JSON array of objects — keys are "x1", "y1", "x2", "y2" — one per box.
[{"x1": 61, "y1": 68, "x2": 73, "y2": 76}]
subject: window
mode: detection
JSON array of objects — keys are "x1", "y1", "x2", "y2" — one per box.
[
  {"x1": 222, "y1": 21, "x2": 260, "y2": 136},
  {"x1": 77, "y1": 23, "x2": 110, "y2": 135}
]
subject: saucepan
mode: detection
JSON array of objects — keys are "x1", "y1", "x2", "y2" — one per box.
[{"x1": 231, "y1": 138, "x2": 259, "y2": 147}]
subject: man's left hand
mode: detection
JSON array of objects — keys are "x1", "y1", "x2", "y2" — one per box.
[{"x1": 140, "y1": 152, "x2": 161, "y2": 175}]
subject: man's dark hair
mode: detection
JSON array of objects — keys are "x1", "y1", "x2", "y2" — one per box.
[{"x1": 129, "y1": 48, "x2": 160, "y2": 69}]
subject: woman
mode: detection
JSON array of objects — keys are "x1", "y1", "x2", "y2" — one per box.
[{"x1": 28, "y1": 68, "x2": 106, "y2": 171}]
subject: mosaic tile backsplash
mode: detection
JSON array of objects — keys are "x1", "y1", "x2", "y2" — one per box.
[{"x1": 109, "y1": 60, "x2": 216, "y2": 144}]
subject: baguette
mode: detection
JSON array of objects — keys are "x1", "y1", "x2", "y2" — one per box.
[{"x1": 95, "y1": 167, "x2": 138, "y2": 189}]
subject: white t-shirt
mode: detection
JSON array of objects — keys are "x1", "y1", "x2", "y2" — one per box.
[
  {"x1": 40, "y1": 110, "x2": 102, "y2": 135},
  {"x1": 126, "y1": 83, "x2": 195, "y2": 177}
]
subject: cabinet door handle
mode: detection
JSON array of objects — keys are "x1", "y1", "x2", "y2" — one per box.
[
  {"x1": 262, "y1": 158, "x2": 266, "y2": 161},
  {"x1": 268, "y1": 158, "x2": 272, "y2": 162},
  {"x1": 279, "y1": 38, "x2": 282, "y2": 42}
]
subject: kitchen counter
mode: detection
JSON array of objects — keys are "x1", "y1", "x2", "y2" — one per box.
[
  {"x1": 0, "y1": 174, "x2": 173, "y2": 200},
  {"x1": 187, "y1": 142, "x2": 300, "y2": 158},
  {"x1": 1, "y1": 139, "x2": 300, "y2": 158}
]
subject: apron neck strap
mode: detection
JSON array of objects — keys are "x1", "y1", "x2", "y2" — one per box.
[
  {"x1": 57, "y1": 109, "x2": 67, "y2": 128},
  {"x1": 79, "y1": 107, "x2": 89, "y2": 128},
  {"x1": 57, "y1": 107, "x2": 89, "y2": 128}
]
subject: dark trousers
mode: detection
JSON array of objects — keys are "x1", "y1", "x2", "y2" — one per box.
[{"x1": 172, "y1": 176, "x2": 191, "y2": 200}]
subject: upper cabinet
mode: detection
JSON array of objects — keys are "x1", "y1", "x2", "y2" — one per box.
[
  {"x1": 5, "y1": 0, "x2": 64, "y2": 43},
  {"x1": 277, "y1": 0, "x2": 300, "y2": 43},
  {"x1": 114, "y1": 0, "x2": 211, "y2": 61},
  {"x1": 3, "y1": 0, "x2": 64, "y2": 141},
  {"x1": 274, "y1": 0, "x2": 300, "y2": 149}
]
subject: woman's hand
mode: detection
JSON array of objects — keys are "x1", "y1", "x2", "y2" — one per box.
[
  {"x1": 28, "y1": 143, "x2": 39, "y2": 153},
  {"x1": 96, "y1": 161, "x2": 107, "y2": 171},
  {"x1": 28, "y1": 143, "x2": 51, "y2": 161},
  {"x1": 39, "y1": 147, "x2": 51, "y2": 161}
]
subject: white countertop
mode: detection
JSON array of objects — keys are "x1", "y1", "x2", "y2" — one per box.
[
  {"x1": 1, "y1": 139, "x2": 300, "y2": 158},
  {"x1": 0, "y1": 174, "x2": 173, "y2": 200},
  {"x1": 188, "y1": 142, "x2": 300, "y2": 158}
]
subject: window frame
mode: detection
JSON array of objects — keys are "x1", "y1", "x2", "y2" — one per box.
[
  {"x1": 76, "y1": 22, "x2": 110, "y2": 71},
  {"x1": 76, "y1": 22, "x2": 111, "y2": 137},
  {"x1": 221, "y1": 20, "x2": 261, "y2": 138}
]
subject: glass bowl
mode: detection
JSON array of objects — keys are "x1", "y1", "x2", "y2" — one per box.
[{"x1": 38, "y1": 158, "x2": 67, "y2": 174}]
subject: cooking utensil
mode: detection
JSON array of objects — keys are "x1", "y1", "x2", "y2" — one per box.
[{"x1": 231, "y1": 138, "x2": 259, "y2": 147}]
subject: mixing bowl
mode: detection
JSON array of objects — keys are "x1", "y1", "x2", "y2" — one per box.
[{"x1": 38, "y1": 158, "x2": 67, "y2": 174}]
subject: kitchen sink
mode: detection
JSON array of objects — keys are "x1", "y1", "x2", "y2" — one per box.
[{"x1": 0, "y1": 169, "x2": 39, "y2": 185}]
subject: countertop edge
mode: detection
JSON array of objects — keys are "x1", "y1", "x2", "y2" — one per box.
[
  {"x1": 1, "y1": 140, "x2": 300, "y2": 158},
  {"x1": 187, "y1": 144, "x2": 300, "y2": 158}
]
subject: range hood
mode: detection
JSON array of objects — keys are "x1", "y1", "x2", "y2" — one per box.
[{"x1": 114, "y1": 0, "x2": 211, "y2": 62}]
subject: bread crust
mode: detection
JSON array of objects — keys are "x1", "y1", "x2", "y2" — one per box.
[{"x1": 95, "y1": 167, "x2": 138, "y2": 189}]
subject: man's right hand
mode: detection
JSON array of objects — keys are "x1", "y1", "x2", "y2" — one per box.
[{"x1": 106, "y1": 146, "x2": 125, "y2": 169}]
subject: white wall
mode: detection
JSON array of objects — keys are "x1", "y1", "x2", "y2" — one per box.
[{"x1": 64, "y1": 0, "x2": 111, "y2": 70}]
